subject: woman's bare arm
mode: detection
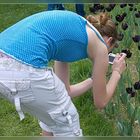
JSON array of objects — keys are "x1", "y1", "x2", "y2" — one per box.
[
  {"x1": 87, "y1": 25, "x2": 126, "y2": 109},
  {"x1": 54, "y1": 61, "x2": 93, "y2": 98}
]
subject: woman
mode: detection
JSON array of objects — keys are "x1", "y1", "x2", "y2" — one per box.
[{"x1": 0, "y1": 10, "x2": 126, "y2": 136}]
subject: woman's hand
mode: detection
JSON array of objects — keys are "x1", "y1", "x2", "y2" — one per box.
[{"x1": 112, "y1": 53, "x2": 127, "y2": 75}]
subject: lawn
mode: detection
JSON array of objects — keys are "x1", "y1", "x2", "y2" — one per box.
[{"x1": 0, "y1": 3, "x2": 140, "y2": 136}]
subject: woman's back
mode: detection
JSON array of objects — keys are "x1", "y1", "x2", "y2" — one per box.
[{"x1": 0, "y1": 10, "x2": 88, "y2": 68}]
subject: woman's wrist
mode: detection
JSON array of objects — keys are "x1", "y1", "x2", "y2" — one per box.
[{"x1": 112, "y1": 70, "x2": 121, "y2": 79}]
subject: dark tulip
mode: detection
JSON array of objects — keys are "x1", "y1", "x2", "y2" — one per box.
[
  {"x1": 118, "y1": 33, "x2": 124, "y2": 41},
  {"x1": 121, "y1": 49, "x2": 127, "y2": 54},
  {"x1": 132, "y1": 35, "x2": 140, "y2": 42},
  {"x1": 131, "y1": 91, "x2": 136, "y2": 97},
  {"x1": 129, "y1": 7, "x2": 133, "y2": 11},
  {"x1": 135, "y1": 12, "x2": 140, "y2": 18},
  {"x1": 122, "y1": 23, "x2": 128, "y2": 30},
  {"x1": 116, "y1": 15, "x2": 124, "y2": 22},
  {"x1": 106, "y1": 6, "x2": 112, "y2": 12},
  {"x1": 121, "y1": 49, "x2": 132, "y2": 58},
  {"x1": 100, "y1": 5, "x2": 105, "y2": 11},
  {"x1": 126, "y1": 52, "x2": 132, "y2": 58},
  {"x1": 120, "y1": 3, "x2": 127, "y2": 8},
  {"x1": 134, "y1": 81, "x2": 140, "y2": 90},
  {"x1": 94, "y1": 4, "x2": 100, "y2": 7},
  {"x1": 122, "y1": 12, "x2": 127, "y2": 17},
  {"x1": 134, "y1": 8, "x2": 137, "y2": 11},
  {"x1": 126, "y1": 87, "x2": 133, "y2": 94},
  {"x1": 89, "y1": 7, "x2": 97, "y2": 13},
  {"x1": 128, "y1": 4, "x2": 134, "y2": 7},
  {"x1": 94, "y1": 4, "x2": 101, "y2": 10},
  {"x1": 109, "y1": 4, "x2": 116, "y2": 9}
]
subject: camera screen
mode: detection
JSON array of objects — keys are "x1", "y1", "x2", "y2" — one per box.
[{"x1": 109, "y1": 55, "x2": 115, "y2": 63}]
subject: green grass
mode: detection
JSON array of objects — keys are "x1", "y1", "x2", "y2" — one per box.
[{"x1": 0, "y1": 4, "x2": 117, "y2": 136}]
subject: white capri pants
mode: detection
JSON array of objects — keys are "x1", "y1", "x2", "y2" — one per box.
[{"x1": 0, "y1": 54, "x2": 82, "y2": 136}]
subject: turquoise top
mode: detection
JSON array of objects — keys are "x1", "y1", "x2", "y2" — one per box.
[{"x1": 0, "y1": 10, "x2": 107, "y2": 68}]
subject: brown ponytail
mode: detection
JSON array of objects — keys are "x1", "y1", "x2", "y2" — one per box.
[{"x1": 86, "y1": 12, "x2": 118, "y2": 47}]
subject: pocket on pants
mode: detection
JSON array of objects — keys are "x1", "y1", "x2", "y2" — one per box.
[
  {"x1": 49, "y1": 102, "x2": 77, "y2": 125},
  {"x1": 14, "y1": 80, "x2": 35, "y2": 104},
  {"x1": 48, "y1": 102, "x2": 82, "y2": 136},
  {"x1": 0, "y1": 80, "x2": 34, "y2": 103}
]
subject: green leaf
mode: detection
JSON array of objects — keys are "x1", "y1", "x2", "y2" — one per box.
[
  {"x1": 127, "y1": 102, "x2": 135, "y2": 120},
  {"x1": 135, "y1": 106, "x2": 140, "y2": 125},
  {"x1": 117, "y1": 121, "x2": 124, "y2": 136}
]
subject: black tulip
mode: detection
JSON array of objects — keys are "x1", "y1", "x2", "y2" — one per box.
[
  {"x1": 131, "y1": 91, "x2": 136, "y2": 97},
  {"x1": 122, "y1": 12, "x2": 127, "y2": 17},
  {"x1": 135, "y1": 12, "x2": 140, "y2": 18},
  {"x1": 122, "y1": 23, "x2": 128, "y2": 30},
  {"x1": 121, "y1": 49, "x2": 127, "y2": 54},
  {"x1": 127, "y1": 52, "x2": 132, "y2": 58},
  {"x1": 100, "y1": 5, "x2": 105, "y2": 11},
  {"x1": 134, "y1": 8, "x2": 137, "y2": 11},
  {"x1": 94, "y1": 4, "x2": 101, "y2": 10},
  {"x1": 100, "y1": 5, "x2": 105, "y2": 10},
  {"x1": 118, "y1": 33, "x2": 124, "y2": 41},
  {"x1": 106, "y1": 6, "x2": 112, "y2": 12},
  {"x1": 116, "y1": 15, "x2": 124, "y2": 22},
  {"x1": 129, "y1": 7, "x2": 133, "y2": 11},
  {"x1": 94, "y1": 4, "x2": 100, "y2": 7},
  {"x1": 89, "y1": 7, "x2": 97, "y2": 13},
  {"x1": 134, "y1": 81, "x2": 140, "y2": 90},
  {"x1": 120, "y1": 3, "x2": 127, "y2": 8},
  {"x1": 121, "y1": 49, "x2": 132, "y2": 58},
  {"x1": 126, "y1": 87, "x2": 133, "y2": 94},
  {"x1": 128, "y1": 4, "x2": 134, "y2": 7},
  {"x1": 132, "y1": 35, "x2": 140, "y2": 42},
  {"x1": 109, "y1": 4, "x2": 116, "y2": 9}
]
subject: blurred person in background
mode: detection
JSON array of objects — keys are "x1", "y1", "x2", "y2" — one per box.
[
  {"x1": 47, "y1": 4, "x2": 65, "y2": 10},
  {"x1": 47, "y1": 3, "x2": 85, "y2": 17}
]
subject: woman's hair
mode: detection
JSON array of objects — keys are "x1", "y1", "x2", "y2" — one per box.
[{"x1": 86, "y1": 12, "x2": 118, "y2": 48}]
